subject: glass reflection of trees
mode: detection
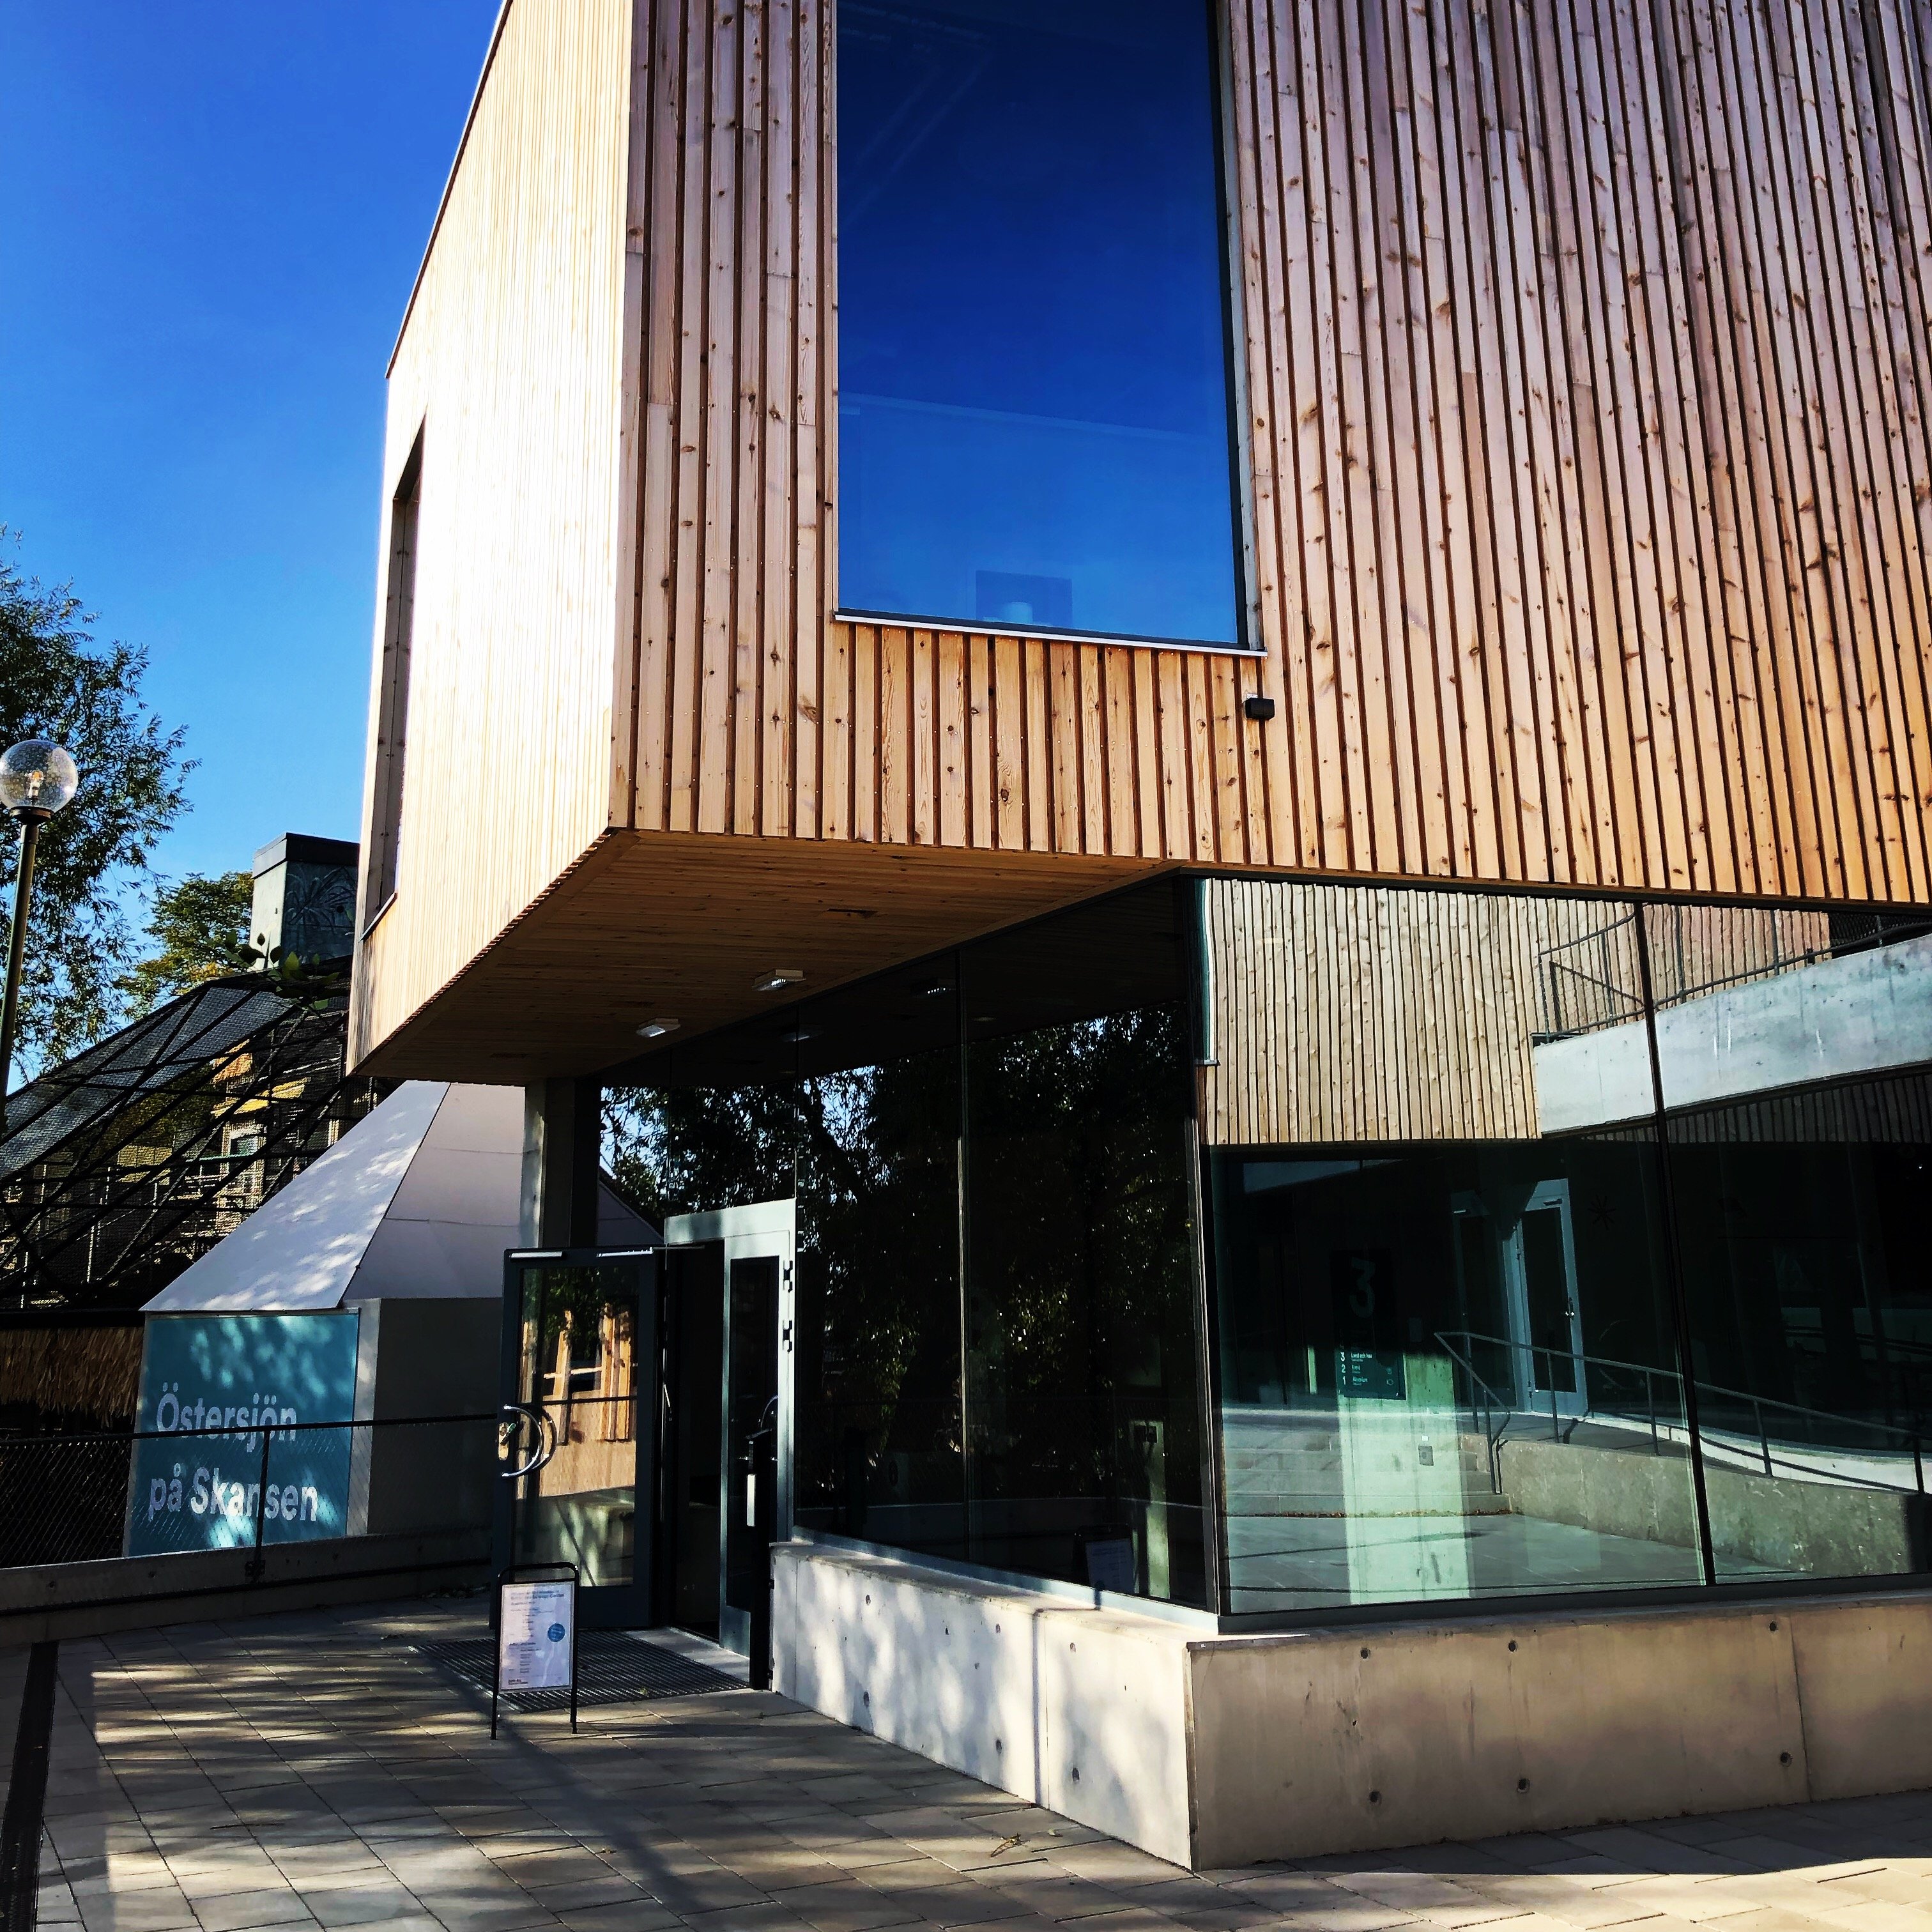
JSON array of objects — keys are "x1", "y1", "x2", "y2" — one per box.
[
  {"x1": 604, "y1": 1003, "x2": 1206, "y2": 1598},
  {"x1": 967, "y1": 1009, "x2": 1206, "y2": 1604}
]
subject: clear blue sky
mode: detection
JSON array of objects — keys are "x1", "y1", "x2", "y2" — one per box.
[{"x1": 2, "y1": 3, "x2": 500, "y2": 891}]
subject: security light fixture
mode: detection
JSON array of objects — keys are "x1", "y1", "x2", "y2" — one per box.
[
  {"x1": 0, "y1": 738, "x2": 80, "y2": 1130},
  {"x1": 636, "y1": 1018, "x2": 681, "y2": 1040},
  {"x1": 753, "y1": 967, "x2": 806, "y2": 993},
  {"x1": 1244, "y1": 694, "x2": 1277, "y2": 722}
]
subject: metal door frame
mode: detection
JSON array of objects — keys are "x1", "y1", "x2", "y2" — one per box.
[
  {"x1": 1501, "y1": 1181, "x2": 1587, "y2": 1417},
  {"x1": 663, "y1": 1199, "x2": 795, "y2": 1659},
  {"x1": 498, "y1": 1245, "x2": 661, "y2": 1629}
]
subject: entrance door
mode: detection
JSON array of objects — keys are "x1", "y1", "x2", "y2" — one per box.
[
  {"x1": 1505, "y1": 1181, "x2": 1587, "y2": 1419},
  {"x1": 500, "y1": 1248, "x2": 657, "y2": 1627},
  {"x1": 662, "y1": 1200, "x2": 794, "y2": 1682},
  {"x1": 658, "y1": 1244, "x2": 724, "y2": 1637}
]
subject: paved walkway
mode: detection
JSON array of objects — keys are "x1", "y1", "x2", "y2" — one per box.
[{"x1": 12, "y1": 1599, "x2": 1932, "y2": 1932}]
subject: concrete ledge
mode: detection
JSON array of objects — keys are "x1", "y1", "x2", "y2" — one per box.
[
  {"x1": 772, "y1": 1541, "x2": 1195, "y2": 1865},
  {"x1": 0, "y1": 1529, "x2": 489, "y2": 1644},
  {"x1": 772, "y1": 1541, "x2": 1932, "y2": 1869}
]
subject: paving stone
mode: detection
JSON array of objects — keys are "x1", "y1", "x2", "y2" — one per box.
[
  {"x1": 768, "y1": 1877, "x2": 928, "y2": 1931},
  {"x1": 299, "y1": 1882, "x2": 424, "y2": 1926},
  {"x1": 20, "y1": 1600, "x2": 1932, "y2": 1932}
]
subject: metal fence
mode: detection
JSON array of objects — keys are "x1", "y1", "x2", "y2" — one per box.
[{"x1": 0, "y1": 1411, "x2": 499, "y2": 1572}]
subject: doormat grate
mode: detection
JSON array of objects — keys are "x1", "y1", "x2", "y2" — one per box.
[{"x1": 414, "y1": 1634, "x2": 741, "y2": 1710}]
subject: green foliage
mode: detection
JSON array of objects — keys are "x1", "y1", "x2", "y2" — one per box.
[
  {"x1": 0, "y1": 535, "x2": 191, "y2": 1066},
  {"x1": 604, "y1": 1008, "x2": 1199, "y2": 1516},
  {"x1": 604, "y1": 1084, "x2": 799, "y2": 1230},
  {"x1": 118, "y1": 871, "x2": 254, "y2": 1014}
]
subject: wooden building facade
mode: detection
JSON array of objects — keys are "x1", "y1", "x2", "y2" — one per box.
[{"x1": 353, "y1": 0, "x2": 1932, "y2": 1081}]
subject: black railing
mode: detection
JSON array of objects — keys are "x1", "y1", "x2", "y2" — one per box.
[
  {"x1": 1435, "y1": 1330, "x2": 1928, "y2": 1499},
  {"x1": 0, "y1": 1410, "x2": 498, "y2": 1571}
]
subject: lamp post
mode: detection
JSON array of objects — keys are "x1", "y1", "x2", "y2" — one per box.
[{"x1": 0, "y1": 740, "x2": 80, "y2": 1131}]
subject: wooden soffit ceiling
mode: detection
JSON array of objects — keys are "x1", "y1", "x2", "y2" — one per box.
[{"x1": 356, "y1": 830, "x2": 1159, "y2": 1084}]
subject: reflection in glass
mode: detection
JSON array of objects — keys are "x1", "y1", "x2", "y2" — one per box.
[
  {"x1": 511, "y1": 1261, "x2": 646, "y2": 1587},
  {"x1": 965, "y1": 1006, "x2": 1207, "y2": 1606},
  {"x1": 605, "y1": 873, "x2": 1932, "y2": 1618},
  {"x1": 794, "y1": 1048, "x2": 968, "y2": 1560},
  {"x1": 1202, "y1": 879, "x2": 1702, "y2": 1612},
  {"x1": 838, "y1": 0, "x2": 1242, "y2": 645},
  {"x1": 1642, "y1": 901, "x2": 1932, "y2": 1583}
]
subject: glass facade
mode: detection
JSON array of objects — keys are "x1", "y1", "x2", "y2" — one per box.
[
  {"x1": 608, "y1": 876, "x2": 1932, "y2": 1621},
  {"x1": 836, "y1": 0, "x2": 1245, "y2": 647}
]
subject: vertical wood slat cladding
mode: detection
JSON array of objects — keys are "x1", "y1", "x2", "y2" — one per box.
[
  {"x1": 353, "y1": 0, "x2": 636, "y2": 1065},
  {"x1": 621, "y1": 0, "x2": 1932, "y2": 898},
  {"x1": 1197, "y1": 880, "x2": 1834, "y2": 1144}
]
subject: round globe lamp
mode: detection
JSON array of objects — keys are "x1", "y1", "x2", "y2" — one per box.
[{"x1": 0, "y1": 740, "x2": 81, "y2": 1128}]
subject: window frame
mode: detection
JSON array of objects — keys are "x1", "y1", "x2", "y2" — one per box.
[
  {"x1": 360, "y1": 427, "x2": 424, "y2": 937},
  {"x1": 827, "y1": 0, "x2": 1261, "y2": 657}
]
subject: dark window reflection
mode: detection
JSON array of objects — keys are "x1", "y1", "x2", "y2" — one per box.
[
  {"x1": 606, "y1": 1082, "x2": 799, "y2": 1226},
  {"x1": 793, "y1": 1050, "x2": 967, "y2": 1559},
  {"x1": 1210, "y1": 1138, "x2": 1699, "y2": 1613},
  {"x1": 965, "y1": 1008, "x2": 1207, "y2": 1606},
  {"x1": 838, "y1": 0, "x2": 1243, "y2": 645},
  {"x1": 1668, "y1": 1071, "x2": 1932, "y2": 1583}
]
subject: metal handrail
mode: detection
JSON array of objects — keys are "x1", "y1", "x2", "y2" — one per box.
[
  {"x1": 1430, "y1": 1332, "x2": 1516, "y2": 1494},
  {"x1": 1434, "y1": 1330, "x2": 1928, "y2": 1498}
]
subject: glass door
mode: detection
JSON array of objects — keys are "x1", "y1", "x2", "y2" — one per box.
[
  {"x1": 657, "y1": 1244, "x2": 724, "y2": 1636},
  {"x1": 723, "y1": 1255, "x2": 781, "y2": 1662},
  {"x1": 1506, "y1": 1182, "x2": 1588, "y2": 1420},
  {"x1": 662, "y1": 1200, "x2": 795, "y2": 1683},
  {"x1": 501, "y1": 1248, "x2": 657, "y2": 1627}
]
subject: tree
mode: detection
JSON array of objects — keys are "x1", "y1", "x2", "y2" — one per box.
[
  {"x1": 0, "y1": 536, "x2": 191, "y2": 1070},
  {"x1": 118, "y1": 871, "x2": 254, "y2": 1014}
]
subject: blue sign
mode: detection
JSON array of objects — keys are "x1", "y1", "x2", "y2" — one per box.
[{"x1": 126, "y1": 1312, "x2": 360, "y2": 1557}]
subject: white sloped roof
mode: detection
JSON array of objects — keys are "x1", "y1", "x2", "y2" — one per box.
[{"x1": 146, "y1": 1082, "x2": 654, "y2": 1312}]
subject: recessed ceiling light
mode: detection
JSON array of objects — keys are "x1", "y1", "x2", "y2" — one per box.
[
  {"x1": 753, "y1": 967, "x2": 806, "y2": 994},
  {"x1": 636, "y1": 1018, "x2": 681, "y2": 1039}
]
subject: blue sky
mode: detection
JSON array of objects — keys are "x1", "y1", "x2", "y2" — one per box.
[{"x1": 2, "y1": 3, "x2": 500, "y2": 891}]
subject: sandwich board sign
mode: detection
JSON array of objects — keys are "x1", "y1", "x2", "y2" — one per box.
[{"x1": 493, "y1": 1565, "x2": 578, "y2": 1735}]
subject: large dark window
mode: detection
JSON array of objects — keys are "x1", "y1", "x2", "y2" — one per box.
[
  {"x1": 363, "y1": 432, "x2": 421, "y2": 924},
  {"x1": 838, "y1": 0, "x2": 1245, "y2": 647},
  {"x1": 610, "y1": 879, "x2": 1932, "y2": 1623}
]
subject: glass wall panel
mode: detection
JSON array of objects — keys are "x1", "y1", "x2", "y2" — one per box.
[
  {"x1": 1202, "y1": 880, "x2": 1702, "y2": 1613},
  {"x1": 793, "y1": 1038, "x2": 968, "y2": 1561},
  {"x1": 962, "y1": 891, "x2": 1207, "y2": 1606},
  {"x1": 1647, "y1": 903, "x2": 1932, "y2": 1583},
  {"x1": 837, "y1": 0, "x2": 1243, "y2": 646}
]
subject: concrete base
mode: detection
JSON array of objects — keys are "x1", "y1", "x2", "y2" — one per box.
[
  {"x1": 0, "y1": 1529, "x2": 489, "y2": 1645},
  {"x1": 772, "y1": 1541, "x2": 1932, "y2": 1869}
]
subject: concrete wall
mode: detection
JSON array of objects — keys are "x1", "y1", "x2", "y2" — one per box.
[
  {"x1": 772, "y1": 1542, "x2": 1932, "y2": 1871},
  {"x1": 772, "y1": 1543, "x2": 1197, "y2": 1866},
  {"x1": 1533, "y1": 931, "x2": 1932, "y2": 1131},
  {"x1": 1499, "y1": 1437, "x2": 1928, "y2": 1580},
  {"x1": 0, "y1": 1528, "x2": 488, "y2": 1646}
]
